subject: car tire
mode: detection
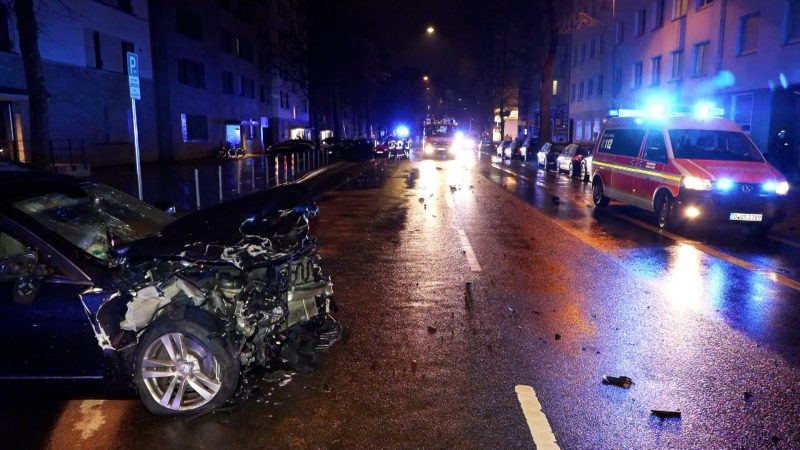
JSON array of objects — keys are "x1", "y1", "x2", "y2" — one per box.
[
  {"x1": 655, "y1": 192, "x2": 677, "y2": 230},
  {"x1": 569, "y1": 162, "x2": 575, "y2": 177},
  {"x1": 134, "y1": 309, "x2": 239, "y2": 416},
  {"x1": 581, "y1": 163, "x2": 589, "y2": 182},
  {"x1": 592, "y1": 178, "x2": 610, "y2": 207}
]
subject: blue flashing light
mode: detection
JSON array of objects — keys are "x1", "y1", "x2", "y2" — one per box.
[
  {"x1": 716, "y1": 178, "x2": 734, "y2": 191},
  {"x1": 694, "y1": 102, "x2": 724, "y2": 119},
  {"x1": 454, "y1": 130, "x2": 464, "y2": 139},
  {"x1": 647, "y1": 102, "x2": 667, "y2": 117},
  {"x1": 395, "y1": 125, "x2": 410, "y2": 138}
]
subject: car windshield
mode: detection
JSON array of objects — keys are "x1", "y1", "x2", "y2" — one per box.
[
  {"x1": 668, "y1": 129, "x2": 764, "y2": 162},
  {"x1": 425, "y1": 125, "x2": 455, "y2": 137},
  {"x1": 13, "y1": 182, "x2": 175, "y2": 261}
]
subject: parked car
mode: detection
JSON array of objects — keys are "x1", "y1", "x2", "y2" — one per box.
[
  {"x1": 267, "y1": 139, "x2": 316, "y2": 156},
  {"x1": 503, "y1": 139, "x2": 520, "y2": 160},
  {"x1": 556, "y1": 142, "x2": 595, "y2": 177},
  {"x1": 478, "y1": 139, "x2": 496, "y2": 154},
  {"x1": 0, "y1": 168, "x2": 339, "y2": 415},
  {"x1": 495, "y1": 140, "x2": 509, "y2": 158},
  {"x1": 592, "y1": 113, "x2": 788, "y2": 235},
  {"x1": 519, "y1": 138, "x2": 535, "y2": 161},
  {"x1": 536, "y1": 143, "x2": 565, "y2": 171}
]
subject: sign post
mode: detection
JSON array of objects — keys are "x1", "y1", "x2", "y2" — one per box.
[{"x1": 127, "y1": 52, "x2": 143, "y2": 200}]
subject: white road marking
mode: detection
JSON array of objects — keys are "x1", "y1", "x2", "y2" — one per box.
[
  {"x1": 514, "y1": 385, "x2": 560, "y2": 450},
  {"x1": 490, "y1": 163, "x2": 800, "y2": 293},
  {"x1": 457, "y1": 229, "x2": 482, "y2": 272}
]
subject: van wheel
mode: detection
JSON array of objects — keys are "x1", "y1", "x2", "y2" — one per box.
[
  {"x1": 592, "y1": 178, "x2": 610, "y2": 207},
  {"x1": 656, "y1": 193, "x2": 676, "y2": 230}
]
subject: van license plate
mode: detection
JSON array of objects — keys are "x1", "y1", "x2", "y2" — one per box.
[{"x1": 730, "y1": 213, "x2": 762, "y2": 222}]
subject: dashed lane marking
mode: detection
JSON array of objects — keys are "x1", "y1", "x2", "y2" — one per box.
[
  {"x1": 514, "y1": 385, "x2": 560, "y2": 450},
  {"x1": 457, "y1": 229, "x2": 482, "y2": 272},
  {"x1": 489, "y1": 162, "x2": 800, "y2": 293}
]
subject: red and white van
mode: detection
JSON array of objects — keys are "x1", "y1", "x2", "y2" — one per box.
[{"x1": 591, "y1": 114, "x2": 788, "y2": 235}]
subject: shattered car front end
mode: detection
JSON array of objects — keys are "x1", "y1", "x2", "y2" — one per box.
[{"x1": 13, "y1": 181, "x2": 341, "y2": 415}]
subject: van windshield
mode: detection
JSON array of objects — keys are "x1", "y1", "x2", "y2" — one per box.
[{"x1": 668, "y1": 129, "x2": 764, "y2": 162}]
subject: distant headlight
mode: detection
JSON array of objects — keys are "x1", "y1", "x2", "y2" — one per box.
[
  {"x1": 683, "y1": 176, "x2": 713, "y2": 191},
  {"x1": 463, "y1": 138, "x2": 475, "y2": 149}
]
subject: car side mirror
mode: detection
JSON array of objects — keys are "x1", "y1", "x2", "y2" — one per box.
[
  {"x1": 153, "y1": 200, "x2": 177, "y2": 216},
  {"x1": 13, "y1": 275, "x2": 42, "y2": 305},
  {"x1": 0, "y1": 250, "x2": 39, "y2": 281}
]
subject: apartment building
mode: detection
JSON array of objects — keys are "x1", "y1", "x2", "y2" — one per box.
[
  {"x1": 569, "y1": 0, "x2": 800, "y2": 158},
  {"x1": 0, "y1": 0, "x2": 157, "y2": 167}
]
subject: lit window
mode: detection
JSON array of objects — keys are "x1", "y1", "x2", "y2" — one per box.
[
  {"x1": 552, "y1": 79, "x2": 559, "y2": 96},
  {"x1": 738, "y1": 13, "x2": 759, "y2": 55},
  {"x1": 651, "y1": 55, "x2": 662, "y2": 85},
  {"x1": 786, "y1": 0, "x2": 800, "y2": 44},
  {"x1": 674, "y1": 0, "x2": 688, "y2": 18},
  {"x1": 670, "y1": 50, "x2": 683, "y2": 80},
  {"x1": 632, "y1": 62, "x2": 643, "y2": 89},
  {"x1": 692, "y1": 41, "x2": 710, "y2": 76}
]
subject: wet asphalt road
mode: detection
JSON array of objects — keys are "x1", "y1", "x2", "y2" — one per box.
[{"x1": 4, "y1": 149, "x2": 800, "y2": 449}]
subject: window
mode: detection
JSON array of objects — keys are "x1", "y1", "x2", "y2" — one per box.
[
  {"x1": 600, "y1": 33, "x2": 606, "y2": 53},
  {"x1": 236, "y1": 37, "x2": 254, "y2": 62},
  {"x1": 302, "y1": 98, "x2": 308, "y2": 113},
  {"x1": 576, "y1": 120, "x2": 583, "y2": 140},
  {"x1": 588, "y1": 78, "x2": 594, "y2": 97},
  {"x1": 651, "y1": 55, "x2": 662, "y2": 85},
  {"x1": 121, "y1": 41, "x2": 134, "y2": 74},
  {"x1": 692, "y1": 41, "x2": 710, "y2": 76},
  {"x1": 599, "y1": 129, "x2": 646, "y2": 157},
  {"x1": 788, "y1": 0, "x2": 800, "y2": 43},
  {"x1": 590, "y1": 39, "x2": 596, "y2": 58},
  {"x1": 732, "y1": 92, "x2": 754, "y2": 132},
  {"x1": 260, "y1": 85, "x2": 265, "y2": 102},
  {"x1": 598, "y1": 74, "x2": 604, "y2": 96},
  {"x1": 615, "y1": 20, "x2": 624, "y2": 44},
  {"x1": 280, "y1": 91, "x2": 289, "y2": 109},
  {"x1": 176, "y1": 9, "x2": 203, "y2": 41},
  {"x1": 613, "y1": 68, "x2": 623, "y2": 95},
  {"x1": 98, "y1": 0, "x2": 132, "y2": 13},
  {"x1": 222, "y1": 70, "x2": 234, "y2": 94},
  {"x1": 240, "y1": 76, "x2": 255, "y2": 98},
  {"x1": 177, "y1": 59, "x2": 205, "y2": 88},
  {"x1": 573, "y1": 47, "x2": 578, "y2": 65},
  {"x1": 632, "y1": 62, "x2": 643, "y2": 89},
  {"x1": 670, "y1": 50, "x2": 683, "y2": 80},
  {"x1": 220, "y1": 28, "x2": 232, "y2": 53},
  {"x1": 697, "y1": 0, "x2": 714, "y2": 10},
  {"x1": 181, "y1": 114, "x2": 208, "y2": 142},
  {"x1": 581, "y1": 43, "x2": 586, "y2": 63},
  {"x1": 739, "y1": 13, "x2": 760, "y2": 55},
  {"x1": 0, "y1": 4, "x2": 12, "y2": 52},
  {"x1": 570, "y1": 84, "x2": 576, "y2": 102},
  {"x1": 635, "y1": 9, "x2": 646, "y2": 36},
  {"x1": 674, "y1": 0, "x2": 688, "y2": 18},
  {"x1": 653, "y1": 0, "x2": 665, "y2": 29},
  {"x1": 579, "y1": 81, "x2": 585, "y2": 100},
  {"x1": 668, "y1": 129, "x2": 763, "y2": 161},
  {"x1": 91, "y1": 31, "x2": 103, "y2": 69},
  {"x1": 643, "y1": 130, "x2": 668, "y2": 163}
]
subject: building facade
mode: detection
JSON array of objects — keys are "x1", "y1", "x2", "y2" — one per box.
[
  {"x1": 0, "y1": 0, "x2": 157, "y2": 167},
  {"x1": 569, "y1": 0, "x2": 800, "y2": 161}
]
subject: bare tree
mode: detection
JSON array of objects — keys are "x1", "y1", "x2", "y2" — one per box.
[{"x1": 7, "y1": 0, "x2": 49, "y2": 166}]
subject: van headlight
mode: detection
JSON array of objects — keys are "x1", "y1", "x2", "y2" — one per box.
[
  {"x1": 424, "y1": 143, "x2": 434, "y2": 154},
  {"x1": 776, "y1": 181, "x2": 790, "y2": 195},
  {"x1": 683, "y1": 176, "x2": 713, "y2": 191}
]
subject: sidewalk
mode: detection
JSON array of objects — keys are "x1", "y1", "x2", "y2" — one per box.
[
  {"x1": 92, "y1": 153, "x2": 326, "y2": 211},
  {"x1": 773, "y1": 186, "x2": 800, "y2": 244}
]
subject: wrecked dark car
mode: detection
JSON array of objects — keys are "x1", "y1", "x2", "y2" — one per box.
[{"x1": 0, "y1": 170, "x2": 339, "y2": 415}]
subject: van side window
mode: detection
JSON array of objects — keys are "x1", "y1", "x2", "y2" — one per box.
[
  {"x1": 643, "y1": 130, "x2": 668, "y2": 163},
  {"x1": 598, "y1": 129, "x2": 646, "y2": 157}
]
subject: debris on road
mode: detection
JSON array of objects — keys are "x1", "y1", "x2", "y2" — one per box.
[
  {"x1": 743, "y1": 391, "x2": 753, "y2": 401},
  {"x1": 418, "y1": 197, "x2": 425, "y2": 203},
  {"x1": 507, "y1": 306, "x2": 515, "y2": 314},
  {"x1": 427, "y1": 325, "x2": 438, "y2": 334},
  {"x1": 449, "y1": 185, "x2": 458, "y2": 192},
  {"x1": 551, "y1": 196, "x2": 560, "y2": 205},
  {"x1": 436, "y1": 167, "x2": 443, "y2": 170},
  {"x1": 651, "y1": 409, "x2": 681, "y2": 420},
  {"x1": 411, "y1": 360, "x2": 418, "y2": 372},
  {"x1": 555, "y1": 333, "x2": 561, "y2": 340},
  {"x1": 602, "y1": 375, "x2": 634, "y2": 389}
]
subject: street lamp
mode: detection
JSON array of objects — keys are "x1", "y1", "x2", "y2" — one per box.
[
  {"x1": 423, "y1": 75, "x2": 429, "y2": 81},
  {"x1": 426, "y1": 25, "x2": 435, "y2": 35}
]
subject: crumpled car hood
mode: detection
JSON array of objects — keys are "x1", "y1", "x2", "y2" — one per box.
[{"x1": 120, "y1": 184, "x2": 317, "y2": 269}]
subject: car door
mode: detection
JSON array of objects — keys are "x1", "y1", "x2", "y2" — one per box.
[
  {"x1": 538, "y1": 143, "x2": 550, "y2": 166},
  {"x1": 606, "y1": 128, "x2": 647, "y2": 200},
  {"x1": 634, "y1": 130, "x2": 669, "y2": 209},
  {"x1": 0, "y1": 222, "x2": 104, "y2": 379}
]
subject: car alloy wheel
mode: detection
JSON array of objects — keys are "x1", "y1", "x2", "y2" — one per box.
[
  {"x1": 657, "y1": 194, "x2": 673, "y2": 229},
  {"x1": 592, "y1": 179, "x2": 609, "y2": 207},
  {"x1": 139, "y1": 332, "x2": 223, "y2": 412},
  {"x1": 581, "y1": 163, "x2": 588, "y2": 181}
]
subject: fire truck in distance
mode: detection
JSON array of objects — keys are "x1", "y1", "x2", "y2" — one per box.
[{"x1": 422, "y1": 117, "x2": 459, "y2": 159}]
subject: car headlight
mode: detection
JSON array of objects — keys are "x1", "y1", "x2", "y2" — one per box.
[
  {"x1": 424, "y1": 143, "x2": 434, "y2": 154},
  {"x1": 683, "y1": 176, "x2": 713, "y2": 191},
  {"x1": 775, "y1": 181, "x2": 790, "y2": 195}
]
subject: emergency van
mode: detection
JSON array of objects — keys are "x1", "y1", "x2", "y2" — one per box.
[{"x1": 591, "y1": 105, "x2": 789, "y2": 236}]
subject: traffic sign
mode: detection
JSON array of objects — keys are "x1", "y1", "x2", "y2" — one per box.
[{"x1": 127, "y1": 52, "x2": 140, "y2": 100}]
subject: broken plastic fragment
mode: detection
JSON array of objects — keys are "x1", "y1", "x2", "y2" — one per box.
[
  {"x1": 651, "y1": 409, "x2": 681, "y2": 419},
  {"x1": 427, "y1": 325, "x2": 438, "y2": 334},
  {"x1": 602, "y1": 375, "x2": 634, "y2": 389}
]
